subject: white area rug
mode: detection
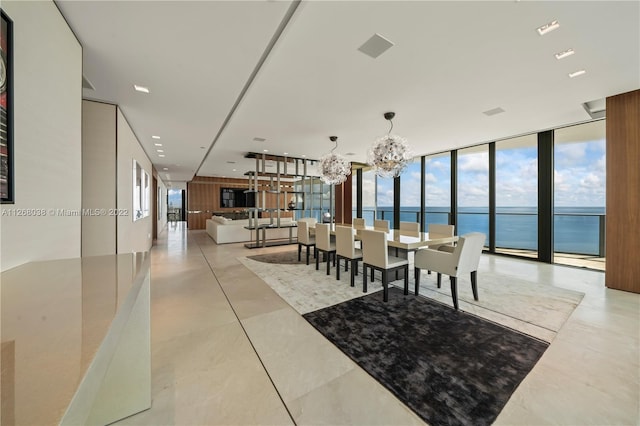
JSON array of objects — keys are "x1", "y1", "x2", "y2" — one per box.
[{"x1": 238, "y1": 253, "x2": 584, "y2": 342}]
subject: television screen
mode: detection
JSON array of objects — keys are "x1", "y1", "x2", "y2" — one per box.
[{"x1": 220, "y1": 188, "x2": 255, "y2": 208}]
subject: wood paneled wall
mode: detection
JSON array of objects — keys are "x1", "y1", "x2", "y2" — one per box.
[
  {"x1": 187, "y1": 176, "x2": 292, "y2": 230},
  {"x1": 334, "y1": 173, "x2": 353, "y2": 224},
  {"x1": 606, "y1": 89, "x2": 640, "y2": 293}
]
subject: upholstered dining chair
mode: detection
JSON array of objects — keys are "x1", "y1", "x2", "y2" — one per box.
[
  {"x1": 297, "y1": 220, "x2": 316, "y2": 265},
  {"x1": 413, "y1": 232, "x2": 485, "y2": 310},
  {"x1": 399, "y1": 221, "x2": 420, "y2": 234},
  {"x1": 427, "y1": 223, "x2": 455, "y2": 249},
  {"x1": 353, "y1": 217, "x2": 366, "y2": 229},
  {"x1": 335, "y1": 225, "x2": 362, "y2": 286},
  {"x1": 423, "y1": 223, "x2": 455, "y2": 274},
  {"x1": 374, "y1": 219, "x2": 390, "y2": 232},
  {"x1": 360, "y1": 229, "x2": 409, "y2": 302},
  {"x1": 315, "y1": 223, "x2": 336, "y2": 275}
]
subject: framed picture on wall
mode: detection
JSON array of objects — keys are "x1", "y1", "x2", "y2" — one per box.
[{"x1": 1, "y1": 11, "x2": 14, "y2": 203}]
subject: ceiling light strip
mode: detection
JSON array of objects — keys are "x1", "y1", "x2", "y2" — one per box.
[
  {"x1": 537, "y1": 20, "x2": 559, "y2": 36},
  {"x1": 194, "y1": 0, "x2": 302, "y2": 178}
]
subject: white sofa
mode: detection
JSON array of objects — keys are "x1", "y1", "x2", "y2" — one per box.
[{"x1": 206, "y1": 216, "x2": 298, "y2": 244}]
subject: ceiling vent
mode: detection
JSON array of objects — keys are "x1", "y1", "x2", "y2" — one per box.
[
  {"x1": 253, "y1": 137, "x2": 266, "y2": 142},
  {"x1": 82, "y1": 75, "x2": 95, "y2": 90},
  {"x1": 582, "y1": 98, "x2": 606, "y2": 119},
  {"x1": 358, "y1": 33, "x2": 395, "y2": 59},
  {"x1": 483, "y1": 107, "x2": 505, "y2": 116}
]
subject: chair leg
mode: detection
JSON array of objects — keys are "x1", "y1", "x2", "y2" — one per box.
[
  {"x1": 437, "y1": 273, "x2": 442, "y2": 288},
  {"x1": 336, "y1": 257, "x2": 341, "y2": 280},
  {"x1": 363, "y1": 264, "x2": 368, "y2": 293},
  {"x1": 371, "y1": 268, "x2": 375, "y2": 282},
  {"x1": 382, "y1": 270, "x2": 388, "y2": 302},
  {"x1": 450, "y1": 276, "x2": 459, "y2": 310},
  {"x1": 345, "y1": 259, "x2": 349, "y2": 272},
  {"x1": 306, "y1": 246, "x2": 310, "y2": 265},
  {"x1": 298, "y1": 244, "x2": 302, "y2": 261},
  {"x1": 326, "y1": 253, "x2": 331, "y2": 275},
  {"x1": 403, "y1": 266, "x2": 409, "y2": 295},
  {"x1": 471, "y1": 270, "x2": 479, "y2": 300},
  {"x1": 316, "y1": 250, "x2": 320, "y2": 270},
  {"x1": 414, "y1": 267, "x2": 420, "y2": 293},
  {"x1": 333, "y1": 253, "x2": 336, "y2": 267},
  {"x1": 350, "y1": 259, "x2": 356, "y2": 287}
]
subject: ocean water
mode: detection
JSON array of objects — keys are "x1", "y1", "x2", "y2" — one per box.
[{"x1": 358, "y1": 206, "x2": 605, "y2": 256}]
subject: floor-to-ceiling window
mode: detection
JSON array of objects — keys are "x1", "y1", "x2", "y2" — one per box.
[
  {"x1": 495, "y1": 134, "x2": 538, "y2": 257},
  {"x1": 553, "y1": 120, "x2": 606, "y2": 270},
  {"x1": 424, "y1": 152, "x2": 451, "y2": 226},
  {"x1": 361, "y1": 168, "x2": 376, "y2": 226},
  {"x1": 399, "y1": 158, "x2": 421, "y2": 223},
  {"x1": 375, "y1": 174, "x2": 394, "y2": 222},
  {"x1": 457, "y1": 145, "x2": 489, "y2": 245}
]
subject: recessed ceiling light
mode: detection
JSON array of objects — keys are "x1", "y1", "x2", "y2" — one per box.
[
  {"x1": 302, "y1": 154, "x2": 306, "y2": 158},
  {"x1": 163, "y1": 167, "x2": 169, "y2": 170},
  {"x1": 232, "y1": 169, "x2": 237, "y2": 172},
  {"x1": 568, "y1": 69, "x2": 586, "y2": 78},
  {"x1": 154, "y1": 143, "x2": 162, "y2": 146},
  {"x1": 159, "y1": 154, "x2": 165, "y2": 157},
  {"x1": 157, "y1": 149, "x2": 164, "y2": 153},
  {"x1": 133, "y1": 84, "x2": 150, "y2": 93},
  {"x1": 358, "y1": 33, "x2": 395, "y2": 59},
  {"x1": 263, "y1": 149, "x2": 269, "y2": 152},
  {"x1": 537, "y1": 20, "x2": 559, "y2": 36},
  {"x1": 555, "y1": 48, "x2": 575, "y2": 60},
  {"x1": 483, "y1": 107, "x2": 505, "y2": 116},
  {"x1": 152, "y1": 135, "x2": 161, "y2": 139},
  {"x1": 283, "y1": 152, "x2": 288, "y2": 155}
]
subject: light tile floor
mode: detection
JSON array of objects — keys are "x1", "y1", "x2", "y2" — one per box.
[{"x1": 116, "y1": 223, "x2": 640, "y2": 425}]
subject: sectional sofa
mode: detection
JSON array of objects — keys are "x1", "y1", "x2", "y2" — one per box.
[{"x1": 206, "y1": 215, "x2": 298, "y2": 244}]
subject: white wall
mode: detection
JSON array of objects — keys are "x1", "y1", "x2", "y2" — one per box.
[
  {"x1": 0, "y1": 1, "x2": 82, "y2": 272},
  {"x1": 116, "y1": 109, "x2": 153, "y2": 254},
  {"x1": 82, "y1": 101, "x2": 117, "y2": 256}
]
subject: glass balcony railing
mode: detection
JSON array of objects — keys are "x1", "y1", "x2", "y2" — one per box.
[{"x1": 352, "y1": 209, "x2": 605, "y2": 257}]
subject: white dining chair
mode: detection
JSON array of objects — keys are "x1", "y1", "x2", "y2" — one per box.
[
  {"x1": 427, "y1": 223, "x2": 455, "y2": 249},
  {"x1": 335, "y1": 225, "x2": 362, "y2": 286},
  {"x1": 414, "y1": 232, "x2": 485, "y2": 310},
  {"x1": 297, "y1": 220, "x2": 316, "y2": 265},
  {"x1": 374, "y1": 219, "x2": 390, "y2": 232},
  {"x1": 399, "y1": 221, "x2": 420, "y2": 234},
  {"x1": 360, "y1": 229, "x2": 409, "y2": 302},
  {"x1": 423, "y1": 223, "x2": 455, "y2": 274},
  {"x1": 353, "y1": 218, "x2": 366, "y2": 229},
  {"x1": 315, "y1": 223, "x2": 336, "y2": 275}
]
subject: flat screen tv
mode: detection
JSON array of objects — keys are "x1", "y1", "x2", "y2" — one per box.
[{"x1": 220, "y1": 188, "x2": 255, "y2": 208}]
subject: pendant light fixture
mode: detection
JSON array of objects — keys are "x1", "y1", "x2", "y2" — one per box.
[
  {"x1": 367, "y1": 112, "x2": 412, "y2": 178},
  {"x1": 319, "y1": 136, "x2": 351, "y2": 185}
]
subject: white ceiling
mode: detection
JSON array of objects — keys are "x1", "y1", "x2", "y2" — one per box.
[{"x1": 56, "y1": 1, "x2": 640, "y2": 185}]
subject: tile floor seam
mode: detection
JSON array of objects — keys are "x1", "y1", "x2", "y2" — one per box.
[{"x1": 194, "y1": 235, "x2": 299, "y2": 426}]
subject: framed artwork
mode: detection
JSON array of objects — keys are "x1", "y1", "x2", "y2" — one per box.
[
  {"x1": 133, "y1": 160, "x2": 150, "y2": 221},
  {"x1": 1, "y1": 10, "x2": 13, "y2": 203}
]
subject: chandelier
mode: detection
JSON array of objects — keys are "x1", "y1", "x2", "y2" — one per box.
[
  {"x1": 319, "y1": 136, "x2": 351, "y2": 185},
  {"x1": 367, "y1": 112, "x2": 412, "y2": 178}
]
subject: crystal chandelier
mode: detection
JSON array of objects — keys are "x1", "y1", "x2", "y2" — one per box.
[
  {"x1": 319, "y1": 136, "x2": 351, "y2": 185},
  {"x1": 367, "y1": 112, "x2": 412, "y2": 178}
]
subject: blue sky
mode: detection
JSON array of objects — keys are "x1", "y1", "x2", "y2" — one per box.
[{"x1": 362, "y1": 136, "x2": 605, "y2": 209}]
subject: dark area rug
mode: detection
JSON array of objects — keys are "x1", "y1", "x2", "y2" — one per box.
[
  {"x1": 247, "y1": 250, "x2": 301, "y2": 264},
  {"x1": 303, "y1": 287, "x2": 548, "y2": 426}
]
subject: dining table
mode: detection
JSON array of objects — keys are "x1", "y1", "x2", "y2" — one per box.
[{"x1": 312, "y1": 223, "x2": 458, "y2": 252}]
